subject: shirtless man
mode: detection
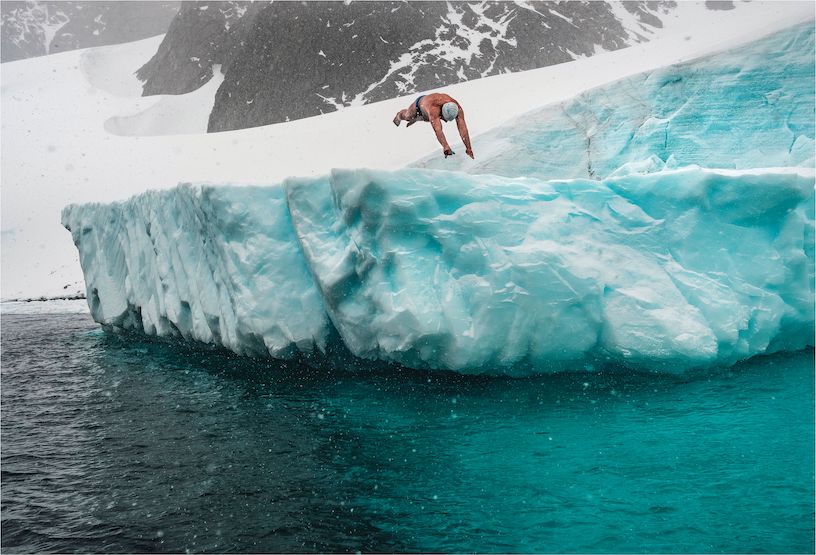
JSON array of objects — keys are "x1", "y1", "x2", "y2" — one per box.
[{"x1": 393, "y1": 93, "x2": 474, "y2": 159}]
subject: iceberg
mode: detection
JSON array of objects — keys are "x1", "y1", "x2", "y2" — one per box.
[
  {"x1": 63, "y1": 166, "x2": 814, "y2": 374},
  {"x1": 284, "y1": 167, "x2": 813, "y2": 373},
  {"x1": 62, "y1": 186, "x2": 330, "y2": 358},
  {"x1": 62, "y1": 23, "x2": 815, "y2": 374}
]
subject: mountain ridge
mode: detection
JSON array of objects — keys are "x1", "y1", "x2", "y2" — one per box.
[
  {"x1": 137, "y1": 1, "x2": 683, "y2": 131},
  {"x1": 1, "y1": 0, "x2": 178, "y2": 63}
]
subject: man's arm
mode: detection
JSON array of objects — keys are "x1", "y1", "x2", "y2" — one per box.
[
  {"x1": 430, "y1": 116, "x2": 454, "y2": 156},
  {"x1": 455, "y1": 108, "x2": 474, "y2": 159}
]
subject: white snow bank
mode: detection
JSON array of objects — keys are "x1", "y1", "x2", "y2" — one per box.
[
  {"x1": 78, "y1": 35, "x2": 164, "y2": 97},
  {"x1": 103, "y1": 65, "x2": 225, "y2": 136}
]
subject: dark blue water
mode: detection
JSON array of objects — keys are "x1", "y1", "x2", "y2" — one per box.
[{"x1": 2, "y1": 313, "x2": 813, "y2": 553}]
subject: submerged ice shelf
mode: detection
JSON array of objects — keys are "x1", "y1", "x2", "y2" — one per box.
[{"x1": 62, "y1": 23, "x2": 815, "y2": 374}]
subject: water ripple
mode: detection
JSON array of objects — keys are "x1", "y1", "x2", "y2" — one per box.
[{"x1": 2, "y1": 314, "x2": 814, "y2": 553}]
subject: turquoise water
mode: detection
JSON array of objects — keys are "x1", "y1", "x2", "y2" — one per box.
[{"x1": 2, "y1": 313, "x2": 814, "y2": 552}]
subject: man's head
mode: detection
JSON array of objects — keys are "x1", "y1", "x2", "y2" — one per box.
[{"x1": 441, "y1": 102, "x2": 459, "y2": 122}]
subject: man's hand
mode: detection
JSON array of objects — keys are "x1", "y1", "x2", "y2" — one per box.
[
  {"x1": 443, "y1": 147, "x2": 455, "y2": 158},
  {"x1": 466, "y1": 149, "x2": 474, "y2": 159}
]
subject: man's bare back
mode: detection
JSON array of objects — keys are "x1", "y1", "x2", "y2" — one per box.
[{"x1": 393, "y1": 93, "x2": 474, "y2": 159}]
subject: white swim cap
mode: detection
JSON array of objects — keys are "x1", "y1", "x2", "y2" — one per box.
[{"x1": 441, "y1": 102, "x2": 459, "y2": 122}]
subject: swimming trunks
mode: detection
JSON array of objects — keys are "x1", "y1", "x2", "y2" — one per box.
[{"x1": 415, "y1": 95, "x2": 425, "y2": 119}]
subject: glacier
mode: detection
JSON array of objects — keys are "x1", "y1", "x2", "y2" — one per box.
[{"x1": 62, "y1": 24, "x2": 815, "y2": 375}]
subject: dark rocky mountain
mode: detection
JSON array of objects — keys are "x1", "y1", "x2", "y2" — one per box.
[
  {"x1": 0, "y1": 1, "x2": 179, "y2": 63},
  {"x1": 139, "y1": 1, "x2": 687, "y2": 132},
  {"x1": 210, "y1": 0, "x2": 655, "y2": 131},
  {"x1": 136, "y1": 1, "x2": 260, "y2": 95}
]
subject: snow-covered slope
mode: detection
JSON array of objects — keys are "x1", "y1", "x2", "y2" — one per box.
[
  {"x1": 2, "y1": 1, "x2": 813, "y2": 304},
  {"x1": 60, "y1": 22, "x2": 815, "y2": 373}
]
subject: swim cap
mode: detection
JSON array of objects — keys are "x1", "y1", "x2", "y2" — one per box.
[{"x1": 441, "y1": 102, "x2": 459, "y2": 122}]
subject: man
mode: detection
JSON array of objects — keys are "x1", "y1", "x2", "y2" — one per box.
[{"x1": 393, "y1": 93, "x2": 474, "y2": 159}]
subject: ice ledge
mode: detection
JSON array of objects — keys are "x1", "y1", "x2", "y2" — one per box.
[{"x1": 62, "y1": 166, "x2": 814, "y2": 375}]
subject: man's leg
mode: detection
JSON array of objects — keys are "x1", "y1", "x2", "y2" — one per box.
[{"x1": 393, "y1": 108, "x2": 412, "y2": 126}]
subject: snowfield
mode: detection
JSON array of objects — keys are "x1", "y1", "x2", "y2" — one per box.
[{"x1": 2, "y1": 1, "x2": 814, "y2": 311}]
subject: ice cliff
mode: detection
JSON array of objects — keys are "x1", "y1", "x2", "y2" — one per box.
[
  {"x1": 63, "y1": 166, "x2": 814, "y2": 374},
  {"x1": 62, "y1": 24, "x2": 815, "y2": 374}
]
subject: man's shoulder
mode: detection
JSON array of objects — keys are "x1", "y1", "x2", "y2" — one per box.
[{"x1": 424, "y1": 92, "x2": 454, "y2": 104}]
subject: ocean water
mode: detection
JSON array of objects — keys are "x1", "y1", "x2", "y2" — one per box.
[{"x1": 1, "y1": 312, "x2": 813, "y2": 553}]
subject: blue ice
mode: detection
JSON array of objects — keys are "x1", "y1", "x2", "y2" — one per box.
[{"x1": 415, "y1": 23, "x2": 815, "y2": 181}]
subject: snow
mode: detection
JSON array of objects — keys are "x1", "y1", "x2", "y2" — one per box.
[
  {"x1": 63, "y1": 166, "x2": 814, "y2": 373},
  {"x1": 104, "y1": 65, "x2": 224, "y2": 136},
  {"x1": 39, "y1": 5, "x2": 70, "y2": 55},
  {"x1": 78, "y1": 38, "x2": 152, "y2": 97},
  {"x1": 607, "y1": 2, "x2": 660, "y2": 42},
  {"x1": 2, "y1": 1, "x2": 814, "y2": 311}
]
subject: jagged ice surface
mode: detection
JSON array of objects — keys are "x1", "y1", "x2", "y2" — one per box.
[
  {"x1": 62, "y1": 186, "x2": 329, "y2": 358},
  {"x1": 62, "y1": 23, "x2": 815, "y2": 374},
  {"x1": 63, "y1": 166, "x2": 814, "y2": 374},
  {"x1": 291, "y1": 167, "x2": 814, "y2": 372}
]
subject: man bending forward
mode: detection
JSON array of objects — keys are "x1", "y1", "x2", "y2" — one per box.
[{"x1": 393, "y1": 93, "x2": 474, "y2": 159}]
